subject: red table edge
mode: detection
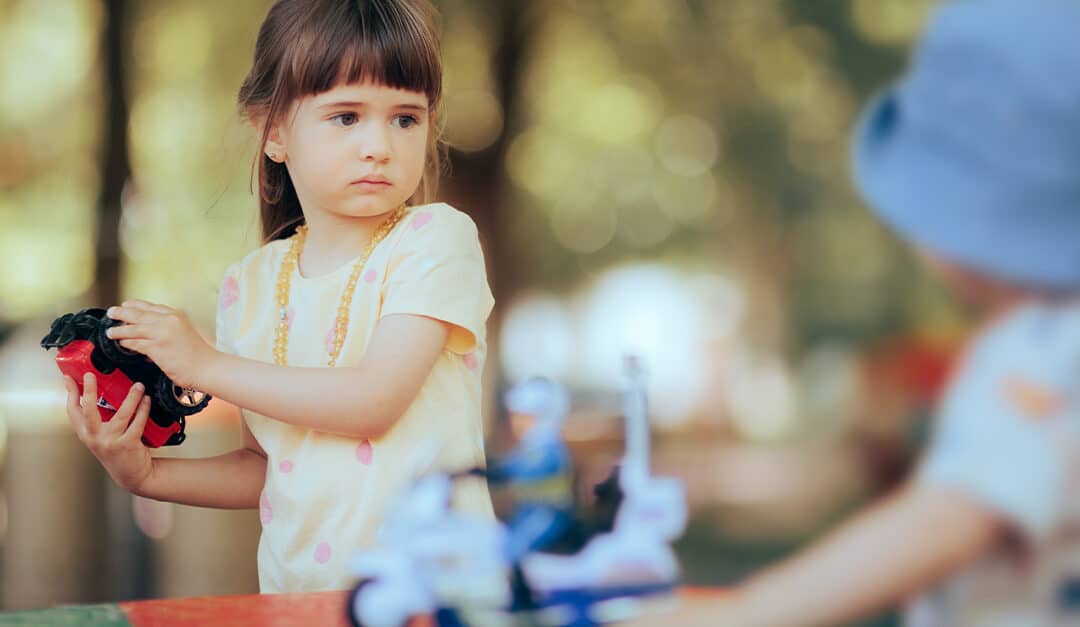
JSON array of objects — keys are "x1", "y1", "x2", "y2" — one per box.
[{"x1": 116, "y1": 587, "x2": 728, "y2": 627}]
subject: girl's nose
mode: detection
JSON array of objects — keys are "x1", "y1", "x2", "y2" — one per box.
[{"x1": 360, "y1": 124, "x2": 392, "y2": 162}]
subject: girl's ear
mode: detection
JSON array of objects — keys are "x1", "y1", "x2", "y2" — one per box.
[
  {"x1": 249, "y1": 107, "x2": 288, "y2": 163},
  {"x1": 264, "y1": 119, "x2": 287, "y2": 163}
]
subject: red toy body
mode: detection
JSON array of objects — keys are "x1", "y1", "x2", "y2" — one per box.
[
  {"x1": 55, "y1": 340, "x2": 183, "y2": 448},
  {"x1": 42, "y1": 308, "x2": 209, "y2": 448}
]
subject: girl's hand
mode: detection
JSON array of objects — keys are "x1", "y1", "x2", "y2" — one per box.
[
  {"x1": 65, "y1": 373, "x2": 154, "y2": 494},
  {"x1": 105, "y1": 299, "x2": 215, "y2": 389}
]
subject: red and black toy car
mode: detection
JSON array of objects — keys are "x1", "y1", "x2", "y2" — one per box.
[{"x1": 41, "y1": 308, "x2": 210, "y2": 447}]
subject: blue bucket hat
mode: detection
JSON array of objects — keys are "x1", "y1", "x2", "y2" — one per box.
[{"x1": 852, "y1": 0, "x2": 1080, "y2": 289}]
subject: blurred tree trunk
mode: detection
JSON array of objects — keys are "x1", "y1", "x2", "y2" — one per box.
[
  {"x1": 95, "y1": 0, "x2": 129, "y2": 308},
  {"x1": 440, "y1": 2, "x2": 539, "y2": 450},
  {"x1": 96, "y1": 0, "x2": 152, "y2": 603},
  {"x1": 442, "y1": 2, "x2": 537, "y2": 315}
]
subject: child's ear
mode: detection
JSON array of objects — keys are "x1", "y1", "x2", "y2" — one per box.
[
  {"x1": 248, "y1": 107, "x2": 287, "y2": 163},
  {"x1": 263, "y1": 120, "x2": 287, "y2": 163}
]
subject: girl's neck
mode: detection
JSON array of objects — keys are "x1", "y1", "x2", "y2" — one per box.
[{"x1": 297, "y1": 209, "x2": 400, "y2": 279}]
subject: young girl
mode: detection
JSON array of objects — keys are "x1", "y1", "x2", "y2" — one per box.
[
  {"x1": 625, "y1": 0, "x2": 1080, "y2": 625},
  {"x1": 63, "y1": 0, "x2": 495, "y2": 593}
]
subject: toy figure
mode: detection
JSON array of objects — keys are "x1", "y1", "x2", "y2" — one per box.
[
  {"x1": 41, "y1": 308, "x2": 210, "y2": 447},
  {"x1": 512, "y1": 357, "x2": 686, "y2": 625},
  {"x1": 493, "y1": 377, "x2": 576, "y2": 562},
  {"x1": 347, "y1": 359, "x2": 686, "y2": 627}
]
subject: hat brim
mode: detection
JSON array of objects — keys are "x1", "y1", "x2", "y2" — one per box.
[{"x1": 852, "y1": 88, "x2": 1080, "y2": 290}]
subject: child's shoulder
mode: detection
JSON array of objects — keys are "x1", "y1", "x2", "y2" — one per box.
[
  {"x1": 222, "y1": 238, "x2": 291, "y2": 281},
  {"x1": 983, "y1": 299, "x2": 1080, "y2": 341},
  {"x1": 408, "y1": 202, "x2": 479, "y2": 232},
  {"x1": 967, "y1": 299, "x2": 1080, "y2": 371},
  {"x1": 396, "y1": 202, "x2": 482, "y2": 247}
]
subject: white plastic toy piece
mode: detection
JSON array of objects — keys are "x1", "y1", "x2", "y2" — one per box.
[
  {"x1": 616, "y1": 356, "x2": 688, "y2": 541},
  {"x1": 349, "y1": 473, "x2": 510, "y2": 627},
  {"x1": 347, "y1": 358, "x2": 687, "y2": 627},
  {"x1": 517, "y1": 357, "x2": 687, "y2": 624},
  {"x1": 620, "y1": 356, "x2": 651, "y2": 492}
]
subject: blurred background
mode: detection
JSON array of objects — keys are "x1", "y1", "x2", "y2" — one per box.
[{"x1": 0, "y1": 1, "x2": 971, "y2": 625}]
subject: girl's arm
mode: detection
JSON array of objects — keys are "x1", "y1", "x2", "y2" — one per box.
[
  {"x1": 66, "y1": 373, "x2": 266, "y2": 509},
  {"x1": 627, "y1": 484, "x2": 1004, "y2": 627},
  {"x1": 135, "y1": 413, "x2": 267, "y2": 509},
  {"x1": 199, "y1": 313, "x2": 448, "y2": 438},
  {"x1": 106, "y1": 301, "x2": 449, "y2": 439}
]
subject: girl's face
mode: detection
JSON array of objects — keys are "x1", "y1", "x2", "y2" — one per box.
[{"x1": 269, "y1": 80, "x2": 430, "y2": 221}]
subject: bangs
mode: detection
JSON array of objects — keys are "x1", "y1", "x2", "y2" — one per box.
[{"x1": 282, "y1": 0, "x2": 440, "y2": 108}]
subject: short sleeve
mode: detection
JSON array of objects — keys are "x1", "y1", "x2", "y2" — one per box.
[
  {"x1": 917, "y1": 304, "x2": 1080, "y2": 542},
  {"x1": 380, "y1": 206, "x2": 495, "y2": 354},
  {"x1": 215, "y1": 264, "x2": 242, "y2": 354}
]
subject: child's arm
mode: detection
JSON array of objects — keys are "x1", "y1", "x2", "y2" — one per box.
[
  {"x1": 134, "y1": 415, "x2": 267, "y2": 509},
  {"x1": 66, "y1": 372, "x2": 266, "y2": 508},
  {"x1": 627, "y1": 484, "x2": 1004, "y2": 627},
  {"x1": 105, "y1": 301, "x2": 449, "y2": 439},
  {"x1": 199, "y1": 313, "x2": 449, "y2": 438}
]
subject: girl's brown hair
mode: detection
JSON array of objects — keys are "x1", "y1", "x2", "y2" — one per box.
[{"x1": 238, "y1": 0, "x2": 443, "y2": 243}]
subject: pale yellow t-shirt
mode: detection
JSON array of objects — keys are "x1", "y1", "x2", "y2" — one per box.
[{"x1": 215, "y1": 202, "x2": 495, "y2": 592}]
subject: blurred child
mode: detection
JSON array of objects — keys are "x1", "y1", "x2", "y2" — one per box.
[
  {"x1": 627, "y1": 0, "x2": 1080, "y2": 624},
  {"x1": 63, "y1": 0, "x2": 494, "y2": 593}
]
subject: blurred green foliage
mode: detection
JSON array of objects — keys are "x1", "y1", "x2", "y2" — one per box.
[{"x1": 0, "y1": 0, "x2": 961, "y2": 354}]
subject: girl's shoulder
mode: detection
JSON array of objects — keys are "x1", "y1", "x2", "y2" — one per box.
[
  {"x1": 406, "y1": 201, "x2": 479, "y2": 230},
  {"x1": 222, "y1": 238, "x2": 291, "y2": 282},
  {"x1": 398, "y1": 202, "x2": 481, "y2": 242}
]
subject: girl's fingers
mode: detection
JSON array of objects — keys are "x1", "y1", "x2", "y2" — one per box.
[
  {"x1": 81, "y1": 372, "x2": 100, "y2": 434},
  {"x1": 118, "y1": 339, "x2": 152, "y2": 355},
  {"x1": 122, "y1": 396, "x2": 153, "y2": 445},
  {"x1": 121, "y1": 300, "x2": 173, "y2": 315},
  {"x1": 64, "y1": 377, "x2": 87, "y2": 435},
  {"x1": 107, "y1": 306, "x2": 169, "y2": 326},
  {"x1": 106, "y1": 382, "x2": 146, "y2": 437},
  {"x1": 105, "y1": 305, "x2": 139, "y2": 323},
  {"x1": 105, "y1": 323, "x2": 146, "y2": 341}
]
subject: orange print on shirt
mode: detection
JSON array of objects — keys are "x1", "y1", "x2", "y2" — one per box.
[{"x1": 1001, "y1": 376, "x2": 1065, "y2": 420}]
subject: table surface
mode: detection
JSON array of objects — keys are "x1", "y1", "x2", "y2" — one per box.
[{"x1": 0, "y1": 587, "x2": 724, "y2": 626}]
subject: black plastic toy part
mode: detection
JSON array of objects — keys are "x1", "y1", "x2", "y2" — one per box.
[{"x1": 42, "y1": 307, "x2": 211, "y2": 446}]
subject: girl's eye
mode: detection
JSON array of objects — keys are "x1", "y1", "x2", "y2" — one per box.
[
  {"x1": 332, "y1": 113, "x2": 358, "y2": 127},
  {"x1": 393, "y1": 114, "x2": 420, "y2": 129}
]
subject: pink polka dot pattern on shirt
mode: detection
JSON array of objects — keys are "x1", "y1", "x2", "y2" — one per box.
[
  {"x1": 356, "y1": 440, "x2": 373, "y2": 465},
  {"x1": 364, "y1": 269, "x2": 377, "y2": 283},
  {"x1": 411, "y1": 211, "x2": 433, "y2": 230},
  {"x1": 219, "y1": 276, "x2": 239, "y2": 310},
  {"x1": 259, "y1": 492, "x2": 273, "y2": 525},
  {"x1": 279, "y1": 459, "x2": 294, "y2": 473},
  {"x1": 325, "y1": 326, "x2": 337, "y2": 355},
  {"x1": 314, "y1": 541, "x2": 332, "y2": 564},
  {"x1": 462, "y1": 353, "x2": 480, "y2": 371},
  {"x1": 285, "y1": 307, "x2": 296, "y2": 329}
]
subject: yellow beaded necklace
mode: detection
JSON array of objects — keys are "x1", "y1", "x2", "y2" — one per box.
[{"x1": 273, "y1": 206, "x2": 407, "y2": 367}]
